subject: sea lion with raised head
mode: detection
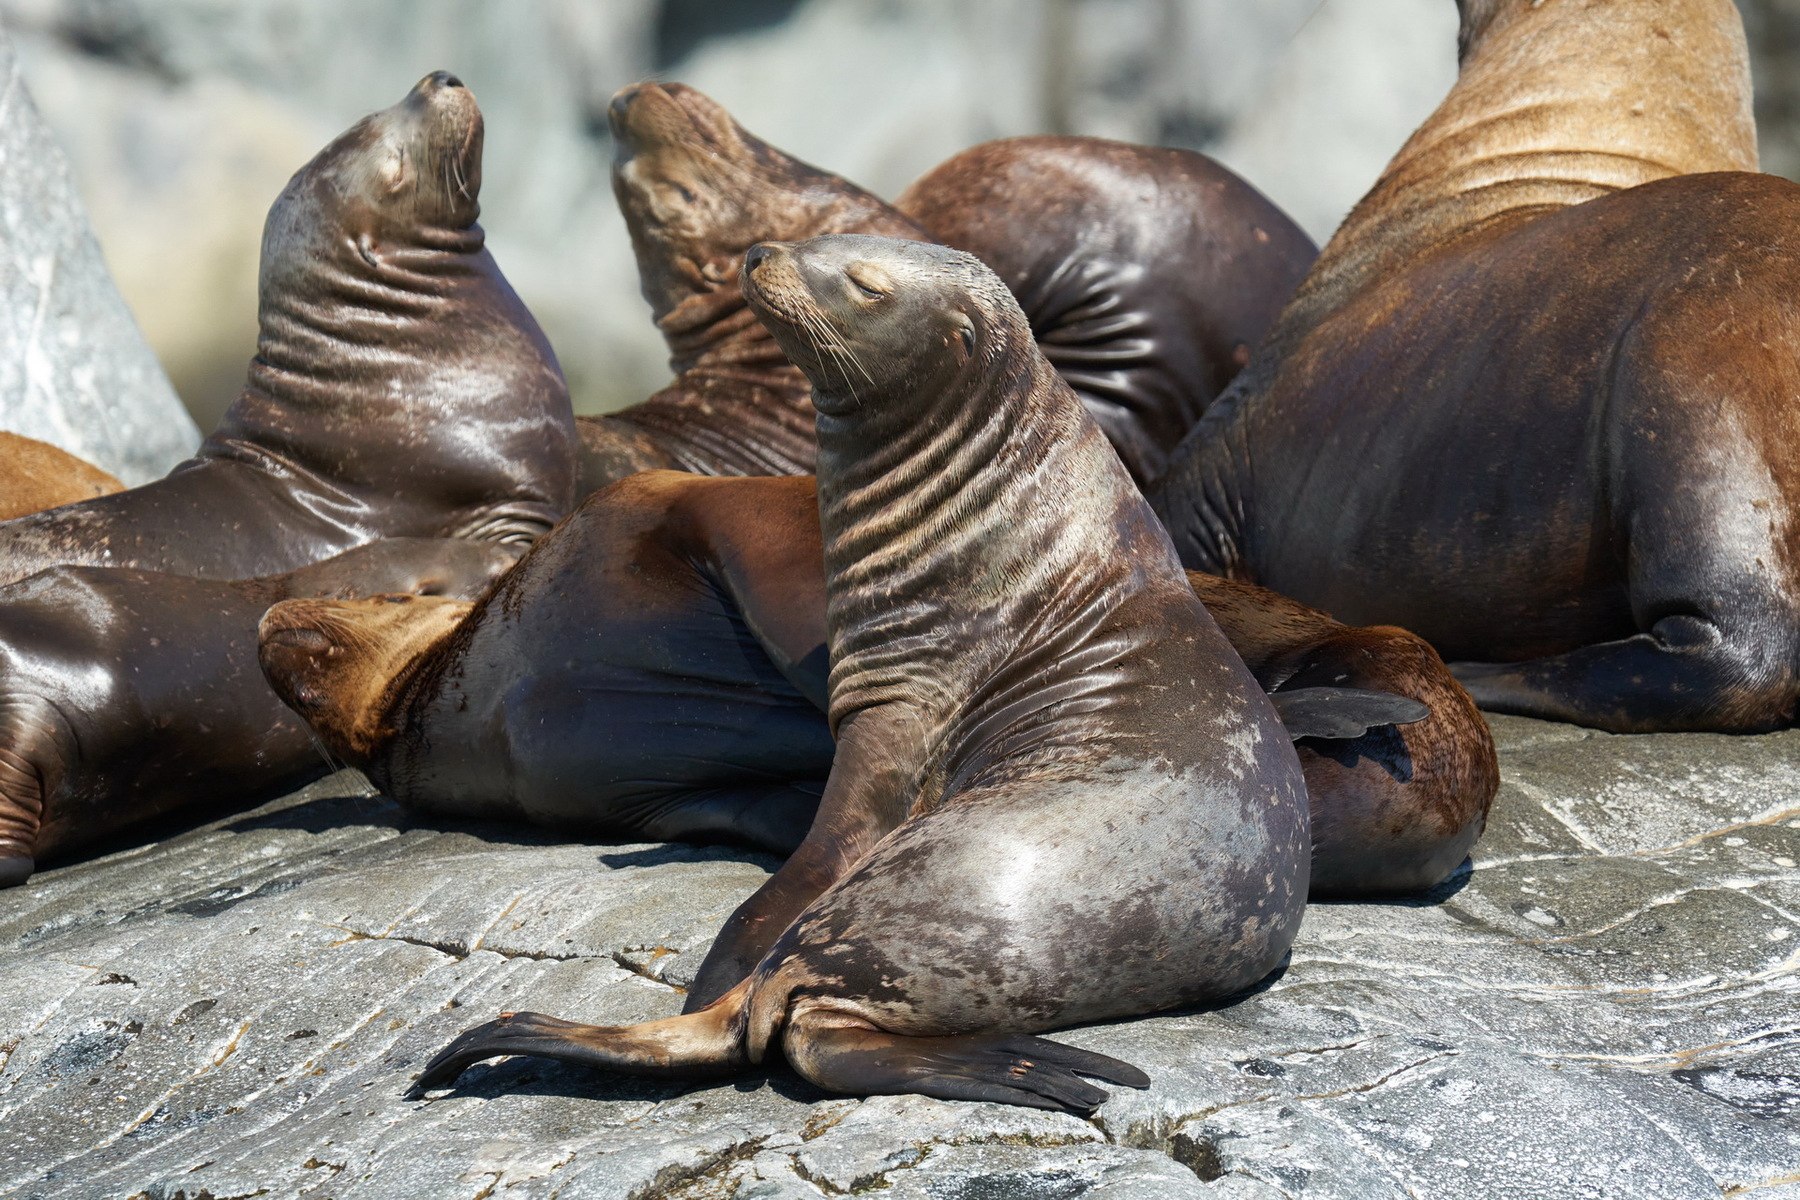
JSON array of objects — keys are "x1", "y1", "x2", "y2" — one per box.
[
  {"x1": 0, "y1": 538, "x2": 518, "y2": 888},
  {"x1": 408, "y1": 234, "x2": 1312, "y2": 1113},
  {"x1": 260, "y1": 468, "x2": 1487, "y2": 908},
  {"x1": 1155, "y1": 0, "x2": 1800, "y2": 733},
  {"x1": 0, "y1": 432, "x2": 123, "y2": 520},
  {"x1": 0, "y1": 72, "x2": 574, "y2": 587},
  {"x1": 898, "y1": 136, "x2": 1317, "y2": 488},
  {"x1": 573, "y1": 82, "x2": 930, "y2": 490}
]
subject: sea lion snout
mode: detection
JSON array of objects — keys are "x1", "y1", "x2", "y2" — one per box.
[{"x1": 258, "y1": 595, "x2": 475, "y2": 765}]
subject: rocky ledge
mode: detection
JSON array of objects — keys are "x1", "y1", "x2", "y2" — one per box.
[{"x1": 2, "y1": 715, "x2": 1796, "y2": 1199}]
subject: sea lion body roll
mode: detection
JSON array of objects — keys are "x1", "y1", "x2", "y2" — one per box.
[
  {"x1": 0, "y1": 432, "x2": 124, "y2": 519},
  {"x1": 413, "y1": 235, "x2": 1311, "y2": 1113},
  {"x1": 1156, "y1": 0, "x2": 1800, "y2": 733},
  {"x1": 574, "y1": 83, "x2": 929, "y2": 492},
  {"x1": 0, "y1": 538, "x2": 518, "y2": 888},
  {"x1": 0, "y1": 73, "x2": 574, "y2": 588},
  {"x1": 899, "y1": 136, "x2": 1316, "y2": 488},
  {"x1": 259, "y1": 472, "x2": 835, "y2": 851}
]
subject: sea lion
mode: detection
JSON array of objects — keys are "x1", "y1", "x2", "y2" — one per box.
[
  {"x1": 260, "y1": 467, "x2": 1486, "y2": 908},
  {"x1": 898, "y1": 136, "x2": 1317, "y2": 488},
  {"x1": 408, "y1": 234, "x2": 1312, "y2": 1113},
  {"x1": 0, "y1": 432, "x2": 123, "y2": 519},
  {"x1": 572, "y1": 82, "x2": 929, "y2": 491},
  {"x1": 1154, "y1": 0, "x2": 1799, "y2": 733},
  {"x1": 0, "y1": 72, "x2": 574, "y2": 588},
  {"x1": 259, "y1": 471, "x2": 837, "y2": 853},
  {"x1": 0, "y1": 537, "x2": 518, "y2": 888}
]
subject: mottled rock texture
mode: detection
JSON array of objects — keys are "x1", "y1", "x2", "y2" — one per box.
[
  {"x1": 1, "y1": 715, "x2": 1796, "y2": 1198},
  {"x1": 0, "y1": 25, "x2": 197, "y2": 484}
]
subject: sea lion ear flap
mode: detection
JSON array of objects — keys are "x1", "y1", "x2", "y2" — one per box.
[
  {"x1": 955, "y1": 312, "x2": 976, "y2": 356},
  {"x1": 1269, "y1": 686, "x2": 1430, "y2": 742}
]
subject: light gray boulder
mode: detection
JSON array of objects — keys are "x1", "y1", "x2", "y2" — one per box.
[{"x1": 0, "y1": 24, "x2": 196, "y2": 484}]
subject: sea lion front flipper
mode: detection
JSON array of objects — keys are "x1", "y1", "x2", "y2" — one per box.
[
  {"x1": 1271, "y1": 686, "x2": 1430, "y2": 741},
  {"x1": 786, "y1": 1023, "x2": 1149, "y2": 1115}
]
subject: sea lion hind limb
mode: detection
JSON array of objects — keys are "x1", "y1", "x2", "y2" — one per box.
[
  {"x1": 410, "y1": 987, "x2": 753, "y2": 1097},
  {"x1": 782, "y1": 1020, "x2": 1149, "y2": 1115},
  {"x1": 1270, "y1": 686, "x2": 1430, "y2": 741}
]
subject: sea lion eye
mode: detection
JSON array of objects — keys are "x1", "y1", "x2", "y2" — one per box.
[
  {"x1": 846, "y1": 266, "x2": 890, "y2": 301},
  {"x1": 956, "y1": 316, "x2": 976, "y2": 354}
]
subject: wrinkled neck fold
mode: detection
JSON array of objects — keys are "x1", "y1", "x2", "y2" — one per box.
[
  {"x1": 1265, "y1": 0, "x2": 1755, "y2": 359},
  {"x1": 816, "y1": 352, "x2": 1166, "y2": 731}
]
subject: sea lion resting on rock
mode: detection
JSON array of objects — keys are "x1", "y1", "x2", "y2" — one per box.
[
  {"x1": 0, "y1": 72, "x2": 574, "y2": 588},
  {"x1": 898, "y1": 136, "x2": 1316, "y2": 488},
  {"x1": 260, "y1": 470, "x2": 1489, "y2": 912},
  {"x1": 0, "y1": 538, "x2": 518, "y2": 888},
  {"x1": 409, "y1": 234, "x2": 1315, "y2": 1112},
  {"x1": 1155, "y1": 0, "x2": 1800, "y2": 733},
  {"x1": 0, "y1": 432, "x2": 124, "y2": 520},
  {"x1": 577, "y1": 84, "x2": 1313, "y2": 494}
]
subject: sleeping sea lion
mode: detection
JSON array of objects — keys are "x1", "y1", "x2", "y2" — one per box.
[
  {"x1": 1154, "y1": 0, "x2": 1800, "y2": 733},
  {"x1": 898, "y1": 135, "x2": 1317, "y2": 487},
  {"x1": 573, "y1": 82, "x2": 928, "y2": 490},
  {"x1": 0, "y1": 72, "x2": 574, "y2": 587},
  {"x1": 0, "y1": 538, "x2": 518, "y2": 888},
  {"x1": 407, "y1": 234, "x2": 1312, "y2": 1112}
]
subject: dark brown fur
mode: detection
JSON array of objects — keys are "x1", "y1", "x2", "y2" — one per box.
[
  {"x1": 1156, "y1": 0, "x2": 1794, "y2": 733},
  {"x1": 899, "y1": 136, "x2": 1316, "y2": 488},
  {"x1": 0, "y1": 73, "x2": 574, "y2": 587},
  {"x1": 0, "y1": 538, "x2": 518, "y2": 888}
]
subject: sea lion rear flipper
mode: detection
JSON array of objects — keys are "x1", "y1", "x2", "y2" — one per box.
[
  {"x1": 1271, "y1": 686, "x2": 1430, "y2": 741},
  {"x1": 409, "y1": 986, "x2": 752, "y2": 1097},
  {"x1": 787, "y1": 1023, "x2": 1149, "y2": 1115}
]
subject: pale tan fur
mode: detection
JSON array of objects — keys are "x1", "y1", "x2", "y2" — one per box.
[
  {"x1": 1264, "y1": 0, "x2": 1756, "y2": 362},
  {"x1": 258, "y1": 595, "x2": 472, "y2": 762}
]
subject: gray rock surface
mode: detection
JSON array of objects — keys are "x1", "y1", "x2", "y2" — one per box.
[
  {"x1": 0, "y1": 24, "x2": 197, "y2": 484},
  {"x1": 2, "y1": 715, "x2": 1796, "y2": 1198}
]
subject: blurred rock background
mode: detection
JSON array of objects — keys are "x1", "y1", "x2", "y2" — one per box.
[{"x1": 0, "y1": 0, "x2": 1794, "y2": 428}]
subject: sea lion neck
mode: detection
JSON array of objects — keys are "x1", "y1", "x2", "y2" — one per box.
[
  {"x1": 817, "y1": 348, "x2": 1160, "y2": 734},
  {"x1": 656, "y1": 286, "x2": 796, "y2": 382},
  {"x1": 1269, "y1": 0, "x2": 1755, "y2": 358}
]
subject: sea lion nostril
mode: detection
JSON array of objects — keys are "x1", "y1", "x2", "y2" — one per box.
[
  {"x1": 745, "y1": 244, "x2": 773, "y2": 274},
  {"x1": 429, "y1": 71, "x2": 464, "y2": 90}
]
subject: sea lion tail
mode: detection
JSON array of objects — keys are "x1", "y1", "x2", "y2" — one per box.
[{"x1": 407, "y1": 979, "x2": 753, "y2": 1097}]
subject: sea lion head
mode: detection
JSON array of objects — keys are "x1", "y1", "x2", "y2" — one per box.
[
  {"x1": 609, "y1": 82, "x2": 924, "y2": 323},
  {"x1": 740, "y1": 234, "x2": 1025, "y2": 419},
  {"x1": 258, "y1": 594, "x2": 471, "y2": 768},
  {"x1": 261, "y1": 70, "x2": 484, "y2": 285}
]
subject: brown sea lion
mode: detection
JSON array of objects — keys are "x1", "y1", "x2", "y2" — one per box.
[
  {"x1": 259, "y1": 471, "x2": 836, "y2": 854},
  {"x1": 1154, "y1": 0, "x2": 1800, "y2": 733},
  {"x1": 408, "y1": 234, "x2": 1312, "y2": 1113},
  {"x1": 897, "y1": 136, "x2": 1317, "y2": 488},
  {"x1": 259, "y1": 468, "x2": 1485, "y2": 910},
  {"x1": 0, "y1": 538, "x2": 519, "y2": 888},
  {"x1": 0, "y1": 72, "x2": 574, "y2": 588},
  {"x1": 0, "y1": 432, "x2": 123, "y2": 520},
  {"x1": 572, "y1": 82, "x2": 929, "y2": 491}
]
